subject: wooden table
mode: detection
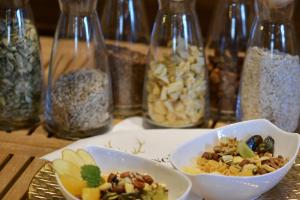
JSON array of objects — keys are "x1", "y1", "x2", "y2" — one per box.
[
  {"x1": 0, "y1": 37, "x2": 240, "y2": 200},
  {"x1": 0, "y1": 37, "x2": 68, "y2": 200}
]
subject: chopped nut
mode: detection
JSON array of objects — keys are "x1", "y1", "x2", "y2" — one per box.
[
  {"x1": 132, "y1": 179, "x2": 145, "y2": 189},
  {"x1": 143, "y1": 175, "x2": 154, "y2": 185},
  {"x1": 107, "y1": 173, "x2": 117, "y2": 183},
  {"x1": 239, "y1": 159, "x2": 250, "y2": 167},
  {"x1": 120, "y1": 172, "x2": 131, "y2": 178}
]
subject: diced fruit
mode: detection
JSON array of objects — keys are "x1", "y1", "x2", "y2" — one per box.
[
  {"x1": 53, "y1": 159, "x2": 82, "y2": 180},
  {"x1": 62, "y1": 149, "x2": 85, "y2": 167},
  {"x1": 82, "y1": 188, "x2": 100, "y2": 200},
  {"x1": 77, "y1": 149, "x2": 97, "y2": 165},
  {"x1": 125, "y1": 183, "x2": 134, "y2": 193},
  {"x1": 60, "y1": 175, "x2": 86, "y2": 197},
  {"x1": 99, "y1": 183, "x2": 112, "y2": 191},
  {"x1": 238, "y1": 141, "x2": 255, "y2": 158}
]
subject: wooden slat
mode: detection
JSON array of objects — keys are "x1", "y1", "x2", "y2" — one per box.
[
  {"x1": 0, "y1": 127, "x2": 71, "y2": 150},
  {"x1": 0, "y1": 152, "x2": 10, "y2": 167},
  {"x1": 2, "y1": 158, "x2": 46, "y2": 200},
  {"x1": 0, "y1": 142, "x2": 57, "y2": 157},
  {"x1": 0, "y1": 155, "x2": 31, "y2": 198}
]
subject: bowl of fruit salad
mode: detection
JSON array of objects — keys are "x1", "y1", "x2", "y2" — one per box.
[
  {"x1": 171, "y1": 119, "x2": 300, "y2": 200},
  {"x1": 52, "y1": 146, "x2": 191, "y2": 200}
]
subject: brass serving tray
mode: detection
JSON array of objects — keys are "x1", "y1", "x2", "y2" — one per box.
[{"x1": 28, "y1": 158, "x2": 300, "y2": 200}]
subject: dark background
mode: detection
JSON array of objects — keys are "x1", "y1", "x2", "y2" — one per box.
[{"x1": 30, "y1": 0, "x2": 300, "y2": 39}]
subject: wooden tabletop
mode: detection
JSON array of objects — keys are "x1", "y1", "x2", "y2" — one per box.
[
  {"x1": 0, "y1": 37, "x2": 244, "y2": 200},
  {"x1": 0, "y1": 37, "x2": 68, "y2": 200}
]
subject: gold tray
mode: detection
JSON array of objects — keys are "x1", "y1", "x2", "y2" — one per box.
[{"x1": 28, "y1": 158, "x2": 300, "y2": 200}]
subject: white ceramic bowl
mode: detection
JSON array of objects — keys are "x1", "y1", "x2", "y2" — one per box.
[
  {"x1": 56, "y1": 146, "x2": 192, "y2": 200},
  {"x1": 171, "y1": 119, "x2": 300, "y2": 200}
]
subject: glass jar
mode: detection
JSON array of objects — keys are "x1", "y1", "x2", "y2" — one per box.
[
  {"x1": 0, "y1": 0, "x2": 43, "y2": 131},
  {"x1": 101, "y1": 0, "x2": 150, "y2": 118},
  {"x1": 237, "y1": 0, "x2": 300, "y2": 132},
  {"x1": 143, "y1": 0, "x2": 208, "y2": 128},
  {"x1": 45, "y1": 0, "x2": 112, "y2": 139},
  {"x1": 206, "y1": 0, "x2": 253, "y2": 122}
]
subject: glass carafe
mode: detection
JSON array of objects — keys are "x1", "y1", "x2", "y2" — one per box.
[
  {"x1": 237, "y1": 0, "x2": 300, "y2": 132},
  {"x1": 143, "y1": 0, "x2": 208, "y2": 128},
  {"x1": 45, "y1": 0, "x2": 112, "y2": 139},
  {"x1": 206, "y1": 0, "x2": 252, "y2": 122},
  {"x1": 101, "y1": 0, "x2": 150, "y2": 118},
  {"x1": 0, "y1": 0, "x2": 43, "y2": 131}
]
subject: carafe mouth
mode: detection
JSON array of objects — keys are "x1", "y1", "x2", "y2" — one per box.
[
  {"x1": 255, "y1": 0, "x2": 295, "y2": 22},
  {"x1": 0, "y1": 0, "x2": 29, "y2": 8},
  {"x1": 59, "y1": 0, "x2": 98, "y2": 16}
]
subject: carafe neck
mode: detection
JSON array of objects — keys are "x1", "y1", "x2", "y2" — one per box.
[
  {"x1": 59, "y1": 0, "x2": 98, "y2": 16},
  {"x1": 158, "y1": 0, "x2": 195, "y2": 12},
  {"x1": 255, "y1": 0, "x2": 295, "y2": 23}
]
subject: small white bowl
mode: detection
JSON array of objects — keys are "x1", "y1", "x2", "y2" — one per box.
[
  {"x1": 171, "y1": 119, "x2": 300, "y2": 200},
  {"x1": 56, "y1": 146, "x2": 192, "y2": 200}
]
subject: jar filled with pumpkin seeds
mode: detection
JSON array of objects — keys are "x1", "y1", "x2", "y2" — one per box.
[
  {"x1": 0, "y1": 0, "x2": 43, "y2": 131},
  {"x1": 143, "y1": 0, "x2": 209, "y2": 128},
  {"x1": 45, "y1": 0, "x2": 112, "y2": 139}
]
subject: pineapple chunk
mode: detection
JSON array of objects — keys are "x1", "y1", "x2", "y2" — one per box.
[
  {"x1": 60, "y1": 175, "x2": 86, "y2": 197},
  {"x1": 125, "y1": 183, "x2": 134, "y2": 193},
  {"x1": 82, "y1": 188, "x2": 100, "y2": 200}
]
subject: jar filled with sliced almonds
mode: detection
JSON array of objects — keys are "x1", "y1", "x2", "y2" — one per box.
[{"x1": 143, "y1": 0, "x2": 209, "y2": 128}]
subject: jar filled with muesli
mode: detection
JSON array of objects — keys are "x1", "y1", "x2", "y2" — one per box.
[
  {"x1": 0, "y1": 0, "x2": 43, "y2": 131},
  {"x1": 206, "y1": 0, "x2": 253, "y2": 122},
  {"x1": 101, "y1": 0, "x2": 150, "y2": 117},
  {"x1": 45, "y1": 0, "x2": 112, "y2": 139},
  {"x1": 143, "y1": 0, "x2": 209, "y2": 128},
  {"x1": 237, "y1": 0, "x2": 300, "y2": 132}
]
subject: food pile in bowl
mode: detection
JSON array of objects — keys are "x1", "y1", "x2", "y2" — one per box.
[
  {"x1": 184, "y1": 135, "x2": 288, "y2": 176},
  {"x1": 52, "y1": 149, "x2": 168, "y2": 200}
]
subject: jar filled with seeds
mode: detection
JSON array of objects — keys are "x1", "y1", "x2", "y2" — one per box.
[
  {"x1": 237, "y1": 0, "x2": 300, "y2": 132},
  {"x1": 206, "y1": 0, "x2": 253, "y2": 122},
  {"x1": 101, "y1": 0, "x2": 150, "y2": 118},
  {"x1": 0, "y1": 0, "x2": 43, "y2": 131},
  {"x1": 45, "y1": 0, "x2": 112, "y2": 139},
  {"x1": 143, "y1": 0, "x2": 209, "y2": 128}
]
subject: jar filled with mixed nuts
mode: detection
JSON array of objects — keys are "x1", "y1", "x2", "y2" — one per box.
[
  {"x1": 101, "y1": 0, "x2": 150, "y2": 118},
  {"x1": 206, "y1": 0, "x2": 253, "y2": 122},
  {"x1": 45, "y1": 0, "x2": 112, "y2": 139},
  {"x1": 143, "y1": 0, "x2": 209, "y2": 128},
  {"x1": 0, "y1": 0, "x2": 43, "y2": 131}
]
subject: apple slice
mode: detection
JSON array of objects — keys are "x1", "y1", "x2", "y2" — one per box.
[
  {"x1": 53, "y1": 159, "x2": 82, "y2": 180},
  {"x1": 60, "y1": 175, "x2": 87, "y2": 197},
  {"x1": 62, "y1": 149, "x2": 85, "y2": 167},
  {"x1": 76, "y1": 149, "x2": 96, "y2": 165}
]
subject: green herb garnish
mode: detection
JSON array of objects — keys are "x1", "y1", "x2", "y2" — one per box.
[{"x1": 81, "y1": 165, "x2": 104, "y2": 187}]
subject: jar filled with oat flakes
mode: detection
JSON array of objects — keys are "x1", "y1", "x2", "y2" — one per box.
[
  {"x1": 143, "y1": 0, "x2": 209, "y2": 128},
  {"x1": 45, "y1": 0, "x2": 112, "y2": 139},
  {"x1": 237, "y1": 0, "x2": 300, "y2": 132}
]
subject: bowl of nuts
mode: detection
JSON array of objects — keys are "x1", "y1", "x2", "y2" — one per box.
[
  {"x1": 171, "y1": 119, "x2": 300, "y2": 200},
  {"x1": 52, "y1": 146, "x2": 191, "y2": 200}
]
